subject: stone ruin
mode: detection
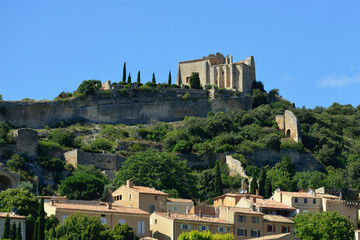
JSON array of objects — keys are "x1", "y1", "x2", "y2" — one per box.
[{"x1": 275, "y1": 110, "x2": 301, "y2": 143}]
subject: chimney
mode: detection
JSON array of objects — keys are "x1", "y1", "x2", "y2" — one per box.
[
  {"x1": 199, "y1": 210, "x2": 203, "y2": 218},
  {"x1": 253, "y1": 197, "x2": 256, "y2": 203},
  {"x1": 256, "y1": 189, "x2": 259, "y2": 196},
  {"x1": 167, "y1": 211, "x2": 170, "y2": 217},
  {"x1": 127, "y1": 180, "x2": 133, "y2": 188},
  {"x1": 50, "y1": 200, "x2": 54, "y2": 206},
  {"x1": 107, "y1": 203, "x2": 112, "y2": 209},
  {"x1": 246, "y1": 194, "x2": 250, "y2": 199},
  {"x1": 280, "y1": 192, "x2": 282, "y2": 203}
]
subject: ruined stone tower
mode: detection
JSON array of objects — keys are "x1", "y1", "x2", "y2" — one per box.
[{"x1": 275, "y1": 110, "x2": 301, "y2": 143}]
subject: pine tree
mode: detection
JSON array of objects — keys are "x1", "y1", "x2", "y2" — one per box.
[
  {"x1": 10, "y1": 221, "x2": 16, "y2": 240},
  {"x1": 250, "y1": 175, "x2": 258, "y2": 195},
  {"x1": 127, "y1": 73, "x2": 131, "y2": 84},
  {"x1": 214, "y1": 160, "x2": 223, "y2": 196},
  {"x1": 122, "y1": 62, "x2": 126, "y2": 83},
  {"x1": 265, "y1": 177, "x2": 272, "y2": 199},
  {"x1": 137, "y1": 71, "x2": 141, "y2": 83},
  {"x1": 16, "y1": 222, "x2": 22, "y2": 240},
  {"x1": 152, "y1": 72, "x2": 156, "y2": 84},
  {"x1": 258, "y1": 168, "x2": 267, "y2": 197},
  {"x1": 168, "y1": 71, "x2": 172, "y2": 85},
  {"x1": 37, "y1": 197, "x2": 45, "y2": 240},
  {"x1": 2, "y1": 214, "x2": 10, "y2": 239}
]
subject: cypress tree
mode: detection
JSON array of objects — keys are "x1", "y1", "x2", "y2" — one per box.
[
  {"x1": 10, "y1": 221, "x2": 16, "y2": 240},
  {"x1": 32, "y1": 220, "x2": 38, "y2": 240},
  {"x1": 122, "y1": 62, "x2": 126, "y2": 83},
  {"x1": 265, "y1": 177, "x2": 272, "y2": 199},
  {"x1": 137, "y1": 71, "x2": 141, "y2": 83},
  {"x1": 250, "y1": 175, "x2": 258, "y2": 195},
  {"x1": 152, "y1": 72, "x2": 156, "y2": 84},
  {"x1": 127, "y1": 73, "x2": 131, "y2": 84},
  {"x1": 214, "y1": 160, "x2": 223, "y2": 196},
  {"x1": 168, "y1": 71, "x2": 172, "y2": 85},
  {"x1": 258, "y1": 168, "x2": 267, "y2": 197},
  {"x1": 16, "y1": 222, "x2": 22, "y2": 240},
  {"x1": 2, "y1": 214, "x2": 10, "y2": 239},
  {"x1": 37, "y1": 197, "x2": 45, "y2": 240}
]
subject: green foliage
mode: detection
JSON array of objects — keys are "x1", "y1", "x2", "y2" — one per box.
[
  {"x1": 260, "y1": 132, "x2": 281, "y2": 151},
  {"x1": 214, "y1": 160, "x2": 223, "y2": 196},
  {"x1": 110, "y1": 223, "x2": 135, "y2": 240},
  {"x1": 198, "y1": 169, "x2": 216, "y2": 203},
  {"x1": 16, "y1": 222, "x2": 22, "y2": 240},
  {"x1": 122, "y1": 62, "x2": 126, "y2": 83},
  {"x1": 19, "y1": 181, "x2": 34, "y2": 192},
  {"x1": 38, "y1": 156, "x2": 65, "y2": 171},
  {"x1": 178, "y1": 230, "x2": 234, "y2": 240},
  {"x1": 172, "y1": 140, "x2": 191, "y2": 153},
  {"x1": 0, "y1": 188, "x2": 39, "y2": 217},
  {"x1": 10, "y1": 221, "x2": 16, "y2": 240},
  {"x1": 181, "y1": 92, "x2": 191, "y2": 100},
  {"x1": 0, "y1": 94, "x2": 3, "y2": 101},
  {"x1": 252, "y1": 81, "x2": 265, "y2": 92},
  {"x1": 37, "y1": 197, "x2": 45, "y2": 240},
  {"x1": 55, "y1": 91, "x2": 73, "y2": 100},
  {"x1": 152, "y1": 72, "x2": 156, "y2": 84},
  {"x1": 83, "y1": 138, "x2": 113, "y2": 152},
  {"x1": 252, "y1": 88, "x2": 268, "y2": 108},
  {"x1": 168, "y1": 70, "x2": 172, "y2": 85},
  {"x1": 189, "y1": 72, "x2": 201, "y2": 89},
  {"x1": 76, "y1": 80, "x2": 101, "y2": 95},
  {"x1": 127, "y1": 72, "x2": 131, "y2": 84},
  {"x1": 139, "y1": 84, "x2": 151, "y2": 92},
  {"x1": 2, "y1": 214, "x2": 10, "y2": 239},
  {"x1": 58, "y1": 173, "x2": 105, "y2": 200},
  {"x1": 6, "y1": 154, "x2": 26, "y2": 172},
  {"x1": 294, "y1": 211, "x2": 355, "y2": 240},
  {"x1": 99, "y1": 124, "x2": 129, "y2": 141},
  {"x1": 250, "y1": 174, "x2": 258, "y2": 194},
  {"x1": 0, "y1": 121, "x2": 12, "y2": 146},
  {"x1": 114, "y1": 151, "x2": 197, "y2": 199},
  {"x1": 137, "y1": 70, "x2": 141, "y2": 83},
  {"x1": 48, "y1": 129, "x2": 75, "y2": 147},
  {"x1": 73, "y1": 164, "x2": 109, "y2": 184}
]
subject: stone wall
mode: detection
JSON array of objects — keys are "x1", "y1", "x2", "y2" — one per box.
[
  {"x1": 0, "y1": 88, "x2": 253, "y2": 128},
  {"x1": 276, "y1": 110, "x2": 301, "y2": 143},
  {"x1": 13, "y1": 129, "x2": 38, "y2": 157},
  {"x1": 63, "y1": 149, "x2": 125, "y2": 171}
]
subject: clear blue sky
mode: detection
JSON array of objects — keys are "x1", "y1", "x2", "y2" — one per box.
[{"x1": 1, "y1": 1, "x2": 359, "y2": 108}]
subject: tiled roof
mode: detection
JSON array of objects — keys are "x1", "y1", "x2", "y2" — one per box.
[
  {"x1": 263, "y1": 215, "x2": 294, "y2": 224},
  {"x1": 0, "y1": 212, "x2": 26, "y2": 219},
  {"x1": 250, "y1": 233, "x2": 293, "y2": 239},
  {"x1": 46, "y1": 203, "x2": 149, "y2": 215},
  {"x1": 316, "y1": 193, "x2": 339, "y2": 199},
  {"x1": 189, "y1": 206, "x2": 215, "y2": 216},
  {"x1": 167, "y1": 198, "x2": 193, "y2": 203},
  {"x1": 153, "y1": 212, "x2": 232, "y2": 224},
  {"x1": 214, "y1": 193, "x2": 263, "y2": 200},
  {"x1": 112, "y1": 185, "x2": 168, "y2": 196},
  {"x1": 248, "y1": 199, "x2": 296, "y2": 210},
  {"x1": 224, "y1": 207, "x2": 264, "y2": 215},
  {"x1": 280, "y1": 191, "x2": 321, "y2": 199}
]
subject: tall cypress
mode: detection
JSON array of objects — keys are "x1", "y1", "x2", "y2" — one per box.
[
  {"x1": 168, "y1": 71, "x2": 172, "y2": 85},
  {"x1": 122, "y1": 62, "x2": 126, "y2": 83},
  {"x1": 152, "y1": 72, "x2": 156, "y2": 84},
  {"x1": 16, "y1": 222, "x2": 22, "y2": 240},
  {"x1": 37, "y1": 197, "x2": 45, "y2": 240},
  {"x1": 250, "y1": 175, "x2": 258, "y2": 195},
  {"x1": 2, "y1": 214, "x2": 10, "y2": 239},
  {"x1": 137, "y1": 71, "x2": 141, "y2": 83},
  {"x1": 32, "y1": 220, "x2": 38, "y2": 240},
  {"x1": 265, "y1": 177, "x2": 273, "y2": 199},
  {"x1": 258, "y1": 168, "x2": 267, "y2": 197},
  {"x1": 127, "y1": 73, "x2": 131, "y2": 84},
  {"x1": 10, "y1": 221, "x2": 16, "y2": 240},
  {"x1": 214, "y1": 160, "x2": 223, "y2": 196}
]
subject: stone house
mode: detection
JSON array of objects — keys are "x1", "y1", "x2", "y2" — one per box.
[
  {"x1": 236, "y1": 198, "x2": 296, "y2": 217},
  {"x1": 176, "y1": 53, "x2": 255, "y2": 93},
  {"x1": 213, "y1": 193, "x2": 264, "y2": 208},
  {"x1": 44, "y1": 201, "x2": 150, "y2": 238},
  {"x1": 166, "y1": 198, "x2": 193, "y2": 214},
  {"x1": 150, "y1": 211, "x2": 233, "y2": 240},
  {"x1": 0, "y1": 212, "x2": 26, "y2": 240}
]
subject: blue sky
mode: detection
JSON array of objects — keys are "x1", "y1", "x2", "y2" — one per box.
[{"x1": 1, "y1": 1, "x2": 359, "y2": 108}]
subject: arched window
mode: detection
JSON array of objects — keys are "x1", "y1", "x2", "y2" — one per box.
[{"x1": 286, "y1": 129, "x2": 291, "y2": 138}]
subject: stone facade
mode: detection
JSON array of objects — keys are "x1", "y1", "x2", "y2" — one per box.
[
  {"x1": 275, "y1": 110, "x2": 301, "y2": 143},
  {"x1": 176, "y1": 53, "x2": 255, "y2": 93},
  {"x1": 0, "y1": 163, "x2": 20, "y2": 191},
  {"x1": 12, "y1": 128, "x2": 38, "y2": 157}
]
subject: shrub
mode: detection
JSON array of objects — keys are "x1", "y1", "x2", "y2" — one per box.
[
  {"x1": 189, "y1": 72, "x2": 201, "y2": 89},
  {"x1": 55, "y1": 91, "x2": 73, "y2": 100},
  {"x1": 139, "y1": 84, "x2": 152, "y2": 92},
  {"x1": 120, "y1": 89, "x2": 129, "y2": 97},
  {"x1": 38, "y1": 156, "x2": 65, "y2": 171},
  {"x1": 181, "y1": 92, "x2": 191, "y2": 100},
  {"x1": 84, "y1": 138, "x2": 113, "y2": 152},
  {"x1": 172, "y1": 140, "x2": 191, "y2": 153},
  {"x1": 48, "y1": 129, "x2": 75, "y2": 147},
  {"x1": 76, "y1": 80, "x2": 101, "y2": 95},
  {"x1": 6, "y1": 154, "x2": 26, "y2": 172}
]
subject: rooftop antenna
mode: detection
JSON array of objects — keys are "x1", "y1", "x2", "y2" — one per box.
[{"x1": 276, "y1": 188, "x2": 281, "y2": 192}]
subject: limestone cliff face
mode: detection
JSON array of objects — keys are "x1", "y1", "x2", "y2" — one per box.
[{"x1": 0, "y1": 88, "x2": 252, "y2": 128}]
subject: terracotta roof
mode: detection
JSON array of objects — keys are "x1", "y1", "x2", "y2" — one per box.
[
  {"x1": 153, "y1": 212, "x2": 232, "y2": 225},
  {"x1": 167, "y1": 198, "x2": 193, "y2": 203},
  {"x1": 247, "y1": 199, "x2": 296, "y2": 210},
  {"x1": 112, "y1": 185, "x2": 168, "y2": 196},
  {"x1": 279, "y1": 191, "x2": 321, "y2": 199},
  {"x1": 0, "y1": 212, "x2": 26, "y2": 219},
  {"x1": 250, "y1": 233, "x2": 294, "y2": 239},
  {"x1": 316, "y1": 193, "x2": 339, "y2": 199},
  {"x1": 189, "y1": 206, "x2": 215, "y2": 216},
  {"x1": 263, "y1": 215, "x2": 294, "y2": 224},
  {"x1": 214, "y1": 193, "x2": 263, "y2": 200},
  {"x1": 46, "y1": 203, "x2": 149, "y2": 215},
  {"x1": 224, "y1": 207, "x2": 264, "y2": 215}
]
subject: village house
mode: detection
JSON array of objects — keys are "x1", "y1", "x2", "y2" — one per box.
[
  {"x1": 166, "y1": 198, "x2": 193, "y2": 214},
  {"x1": 189, "y1": 206, "x2": 216, "y2": 218},
  {"x1": 0, "y1": 212, "x2": 26, "y2": 240},
  {"x1": 44, "y1": 201, "x2": 150, "y2": 238},
  {"x1": 150, "y1": 211, "x2": 233, "y2": 240},
  {"x1": 236, "y1": 198, "x2": 296, "y2": 217},
  {"x1": 213, "y1": 193, "x2": 264, "y2": 208}
]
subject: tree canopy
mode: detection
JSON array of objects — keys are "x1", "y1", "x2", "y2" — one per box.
[{"x1": 0, "y1": 188, "x2": 39, "y2": 217}]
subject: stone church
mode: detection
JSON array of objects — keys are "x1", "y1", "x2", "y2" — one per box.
[{"x1": 176, "y1": 53, "x2": 256, "y2": 93}]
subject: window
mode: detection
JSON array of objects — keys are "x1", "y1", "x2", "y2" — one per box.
[
  {"x1": 313, "y1": 199, "x2": 316, "y2": 204},
  {"x1": 100, "y1": 217, "x2": 107, "y2": 224},
  {"x1": 186, "y1": 77, "x2": 190, "y2": 83},
  {"x1": 186, "y1": 206, "x2": 191, "y2": 214},
  {"x1": 282, "y1": 226, "x2": 290, "y2": 233},
  {"x1": 294, "y1": 198, "x2": 298, "y2": 203},
  {"x1": 237, "y1": 228, "x2": 247, "y2": 236},
  {"x1": 180, "y1": 224, "x2": 191, "y2": 230},
  {"x1": 229, "y1": 197, "x2": 232, "y2": 202},
  {"x1": 217, "y1": 227, "x2": 226, "y2": 233},
  {"x1": 119, "y1": 219, "x2": 126, "y2": 225},
  {"x1": 267, "y1": 225, "x2": 275, "y2": 233},
  {"x1": 155, "y1": 219, "x2": 157, "y2": 224},
  {"x1": 199, "y1": 225, "x2": 209, "y2": 231},
  {"x1": 238, "y1": 215, "x2": 246, "y2": 222},
  {"x1": 137, "y1": 221, "x2": 145, "y2": 234},
  {"x1": 150, "y1": 205, "x2": 155, "y2": 213},
  {"x1": 62, "y1": 215, "x2": 68, "y2": 224},
  {"x1": 120, "y1": 195, "x2": 122, "y2": 200},
  {"x1": 155, "y1": 196, "x2": 158, "y2": 200},
  {"x1": 129, "y1": 194, "x2": 131, "y2": 200},
  {"x1": 304, "y1": 198, "x2": 307, "y2": 204},
  {"x1": 251, "y1": 230, "x2": 260, "y2": 237},
  {"x1": 252, "y1": 216, "x2": 259, "y2": 223},
  {"x1": 173, "y1": 206, "x2": 178, "y2": 211}
]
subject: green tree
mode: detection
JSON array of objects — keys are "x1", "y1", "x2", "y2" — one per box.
[
  {"x1": 264, "y1": 176, "x2": 272, "y2": 198},
  {"x1": 113, "y1": 151, "x2": 197, "y2": 199},
  {"x1": 110, "y1": 223, "x2": 135, "y2": 240},
  {"x1": 6, "y1": 154, "x2": 26, "y2": 172},
  {"x1": 127, "y1": 72, "x2": 131, "y2": 84},
  {"x1": 0, "y1": 121, "x2": 11, "y2": 146},
  {"x1": 137, "y1": 70, "x2": 141, "y2": 83},
  {"x1": 294, "y1": 211, "x2": 355, "y2": 240},
  {"x1": 32, "y1": 219, "x2": 38, "y2": 240},
  {"x1": 152, "y1": 72, "x2": 156, "y2": 84},
  {"x1": 189, "y1": 72, "x2": 201, "y2": 89},
  {"x1": 258, "y1": 167, "x2": 267, "y2": 197},
  {"x1": 73, "y1": 164, "x2": 109, "y2": 185},
  {"x1": 37, "y1": 197, "x2": 45, "y2": 240},
  {"x1": 0, "y1": 188, "x2": 39, "y2": 217},
  {"x1": 198, "y1": 169, "x2": 216, "y2": 203},
  {"x1": 77, "y1": 80, "x2": 101, "y2": 95},
  {"x1": 10, "y1": 221, "x2": 16, "y2": 240},
  {"x1": 178, "y1": 230, "x2": 234, "y2": 240},
  {"x1": 250, "y1": 174, "x2": 258, "y2": 195},
  {"x1": 168, "y1": 70, "x2": 172, "y2": 85},
  {"x1": 58, "y1": 173, "x2": 105, "y2": 200},
  {"x1": 16, "y1": 222, "x2": 22, "y2": 240},
  {"x1": 122, "y1": 62, "x2": 126, "y2": 83},
  {"x1": 252, "y1": 88, "x2": 268, "y2": 108},
  {"x1": 48, "y1": 129, "x2": 75, "y2": 147},
  {"x1": 48, "y1": 213, "x2": 110, "y2": 240},
  {"x1": 214, "y1": 160, "x2": 223, "y2": 197},
  {"x1": 2, "y1": 214, "x2": 10, "y2": 239}
]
